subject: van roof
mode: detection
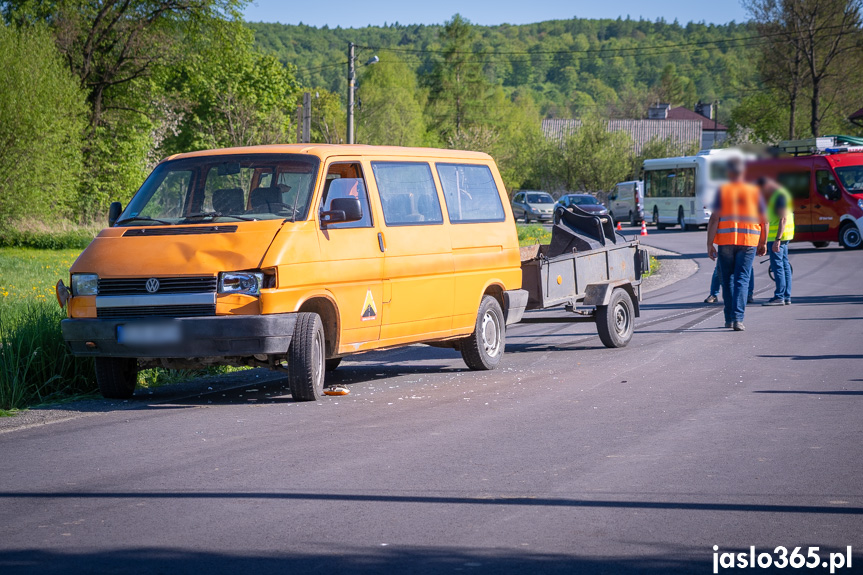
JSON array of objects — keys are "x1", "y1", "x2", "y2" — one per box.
[{"x1": 163, "y1": 144, "x2": 493, "y2": 162}]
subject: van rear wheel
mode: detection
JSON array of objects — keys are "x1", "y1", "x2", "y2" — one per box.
[
  {"x1": 288, "y1": 312, "x2": 326, "y2": 401},
  {"x1": 596, "y1": 288, "x2": 634, "y2": 348},
  {"x1": 461, "y1": 295, "x2": 505, "y2": 370},
  {"x1": 94, "y1": 357, "x2": 138, "y2": 399}
]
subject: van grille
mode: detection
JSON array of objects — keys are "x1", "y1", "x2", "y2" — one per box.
[
  {"x1": 123, "y1": 226, "x2": 237, "y2": 236},
  {"x1": 98, "y1": 304, "x2": 216, "y2": 319},
  {"x1": 99, "y1": 276, "x2": 217, "y2": 296}
]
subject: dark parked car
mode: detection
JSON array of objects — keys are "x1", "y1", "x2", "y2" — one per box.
[{"x1": 553, "y1": 194, "x2": 609, "y2": 224}]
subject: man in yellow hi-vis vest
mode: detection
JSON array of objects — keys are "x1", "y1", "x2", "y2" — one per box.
[
  {"x1": 759, "y1": 177, "x2": 795, "y2": 306},
  {"x1": 707, "y1": 158, "x2": 768, "y2": 331}
]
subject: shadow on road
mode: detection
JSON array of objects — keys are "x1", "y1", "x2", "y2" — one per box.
[
  {"x1": 0, "y1": 546, "x2": 716, "y2": 575},
  {"x1": 758, "y1": 354, "x2": 863, "y2": 361},
  {"x1": 755, "y1": 390, "x2": 863, "y2": 396},
  {"x1": 0, "y1": 490, "x2": 860, "y2": 515}
]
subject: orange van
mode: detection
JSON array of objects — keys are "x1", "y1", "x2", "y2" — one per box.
[{"x1": 60, "y1": 145, "x2": 526, "y2": 400}]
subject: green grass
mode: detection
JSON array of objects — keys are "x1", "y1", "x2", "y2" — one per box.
[
  {"x1": 517, "y1": 224, "x2": 551, "y2": 247},
  {"x1": 643, "y1": 256, "x2": 661, "y2": 279},
  {"x1": 0, "y1": 248, "x2": 244, "y2": 412}
]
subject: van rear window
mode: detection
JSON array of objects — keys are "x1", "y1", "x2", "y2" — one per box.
[
  {"x1": 437, "y1": 164, "x2": 505, "y2": 223},
  {"x1": 371, "y1": 162, "x2": 443, "y2": 226}
]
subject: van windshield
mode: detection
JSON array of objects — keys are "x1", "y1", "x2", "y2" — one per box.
[
  {"x1": 835, "y1": 165, "x2": 863, "y2": 193},
  {"x1": 118, "y1": 154, "x2": 320, "y2": 225}
]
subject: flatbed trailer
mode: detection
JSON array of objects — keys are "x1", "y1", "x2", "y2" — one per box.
[{"x1": 509, "y1": 205, "x2": 650, "y2": 348}]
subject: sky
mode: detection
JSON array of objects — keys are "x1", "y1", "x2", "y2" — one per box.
[{"x1": 242, "y1": 0, "x2": 749, "y2": 28}]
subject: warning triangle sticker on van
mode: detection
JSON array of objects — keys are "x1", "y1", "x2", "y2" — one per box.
[{"x1": 361, "y1": 289, "x2": 377, "y2": 321}]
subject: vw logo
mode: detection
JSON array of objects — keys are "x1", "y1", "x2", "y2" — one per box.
[{"x1": 145, "y1": 278, "x2": 160, "y2": 293}]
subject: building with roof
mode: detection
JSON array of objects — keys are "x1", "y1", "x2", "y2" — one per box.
[
  {"x1": 541, "y1": 117, "x2": 702, "y2": 156},
  {"x1": 662, "y1": 103, "x2": 728, "y2": 149}
]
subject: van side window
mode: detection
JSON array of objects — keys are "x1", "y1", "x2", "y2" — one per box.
[
  {"x1": 371, "y1": 162, "x2": 443, "y2": 226},
  {"x1": 319, "y1": 162, "x2": 372, "y2": 228},
  {"x1": 815, "y1": 169, "x2": 838, "y2": 197},
  {"x1": 437, "y1": 163, "x2": 505, "y2": 223},
  {"x1": 776, "y1": 171, "x2": 811, "y2": 200}
]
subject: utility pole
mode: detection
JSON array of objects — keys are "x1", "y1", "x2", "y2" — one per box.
[
  {"x1": 347, "y1": 42, "x2": 356, "y2": 145},
  {"x1": 713, "y1": 99, "x2": 720, "y2": 148},
  {"x1": 302, "y1": 92, "x2": 311, "y2": 144}
]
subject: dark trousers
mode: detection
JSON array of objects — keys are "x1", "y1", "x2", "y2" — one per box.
[
  {"x1": 710, "y1": 258, "x2": 754, "y2": 299},
  {"x1": 717, "y1": 245, "x2": 756, "y2": 323},
  {"x1": 769, "y1": 241, "x2": 792, "y2": 301}
]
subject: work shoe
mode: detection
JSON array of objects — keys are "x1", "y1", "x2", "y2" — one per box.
[
  {"x1": 762, "y1": 298, "x2": 784, "y2": 306},
  {"x1": 784, "y1": 299, "x2": 791, "y2": 305},
  {"x1": 704, "y1": 295, "x2": 718, "y2": 304},
  {"x1": 733, "y1": 322, "x2": 745, "y2": 331},
  {"x1": 724, "y1": 322, "x2": 732, "y2": 328},
  {"x1": 747, "y1": 296, "x2": 756, "y2": 304}
]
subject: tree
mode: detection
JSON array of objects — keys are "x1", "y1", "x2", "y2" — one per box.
[
  {"x1": 746, "y1": 0, "x2": 863, "y2": 136},
  {"x1": 0, "y1": 24, "x2": 86, "y2": 224},
  {"x1": 2, "y1": 0, "x2": 247, "y2": 130},
  {"x1": 356, "y1": 55, "x2": 425, "y2": 146},
  {"x1": 630, "y1": 136, "x2": 699, "y2": 180},
  {"x1": 426, "y1": 14, "x2": 492, "y2": 140},
  {"x1": 160, "y1": 22, "x2": 300, "y2": 153},
  {"x1": 550, "y1": 117, "x2": 633, "y2": 195}
]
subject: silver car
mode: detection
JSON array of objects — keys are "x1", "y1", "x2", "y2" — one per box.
[{"x1": 512, "y1": 191, "x2": 555, "y2": 223}]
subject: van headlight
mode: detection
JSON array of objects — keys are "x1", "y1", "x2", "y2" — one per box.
[
  {"x1": 219, "y1": 271, "x2": 264, "y2": 296},
  {"x1": 71, "y1": 274, "x2": 99, "y2": 296}
]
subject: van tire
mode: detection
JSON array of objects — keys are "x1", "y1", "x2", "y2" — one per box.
[
  {"x1": 461, "y1": 295, "x2": 505, "y2": 371},
  {"x1": 94, "y1": 357, "x2": 138, "y2": 399},
  {"x1": 629, "y1": 210, "x2": 636, "y2": 226},
  {"x1": 325, "y1": 357, "x2": 342, "y2": 371},
  {"x1": 839, "y1": 222, "x2": 862, "y2": 249},
  {"x1": 596, "y1": 288, "x2": 634, "y2": 349},
  {"x1": 288, "y1": 312, "x2": 326, "y2": 401}
]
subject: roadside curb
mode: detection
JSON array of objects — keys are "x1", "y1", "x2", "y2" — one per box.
[{"x1": 641, "y1": 246, "x2": 699, "y2": 294}]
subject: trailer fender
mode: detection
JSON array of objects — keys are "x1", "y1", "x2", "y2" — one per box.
[
  {"x1": 503, "y1": 289, "x2": 529, "y2": 325},
  {"x1": 584, "y1": 280, "x2": 640, "y2": 317}
]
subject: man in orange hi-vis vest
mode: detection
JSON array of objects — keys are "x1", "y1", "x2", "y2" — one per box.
[{"x1": 706, "y1": 157, "x2": 768, "y2": 332}]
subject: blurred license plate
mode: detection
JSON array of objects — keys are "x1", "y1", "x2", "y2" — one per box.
[{"x1": 117, "y1": 322, "x2": 181, "y2": 346}]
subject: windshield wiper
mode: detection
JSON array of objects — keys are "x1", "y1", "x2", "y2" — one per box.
[
  {"x1": 183, "y1": 211, "x2": 259, "y2": 222},
  {"x1": 115, "y1": 215, "x2": 173, "y2": 226}
]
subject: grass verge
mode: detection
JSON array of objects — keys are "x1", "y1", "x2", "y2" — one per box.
[{"x1": 0, "y1": 248, "x2": 245, "y2": 412}]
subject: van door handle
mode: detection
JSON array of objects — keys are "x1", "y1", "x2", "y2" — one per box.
[
  {"x1": 814, "y1": 204, "x2": 821, "y2": 209},
  {"x1": 377, "y1": 232, "x2": 386, "y2": 253}
]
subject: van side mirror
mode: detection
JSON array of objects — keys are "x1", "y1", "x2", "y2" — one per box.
[
  {"x1": 321, "y1": 197, "x2": 362, "y2": 225},
  {"x1": 819, "y1": 183, "x2": 840, "y2": 201},
  {"x1": 108, "y1": 202, "x2": 123, "y2": 226}
]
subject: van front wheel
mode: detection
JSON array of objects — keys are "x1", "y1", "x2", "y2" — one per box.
[
  {"x1": 839, "y1": 223, "x2": 862, "y2": 249},
  {"x1": 94, "y1": 357, "x2": 138, "y2": 399},
  {"x1": 288, "y1": 312, "x2": 326, "y2": 401},
  {"x1": 461, "y1": 295, "x2": 505, "y2": 371}
]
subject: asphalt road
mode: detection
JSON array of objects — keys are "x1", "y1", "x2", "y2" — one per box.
[{"x1": 1, "y1": 227, "x2": 862, "y2": 574}]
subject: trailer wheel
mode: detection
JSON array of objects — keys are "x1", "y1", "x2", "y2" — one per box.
[
  {"x1": 596, "y1": 288, "x2": 634, "y2": 348},
  {"x1": 461, "y1": 295, "x2": 505, "y2": 370},
  {"x1": 94, "y1": 357, "x2": 138, "y2": 399},
  {"x1": 288, "y1": 312, "x2": 326, "y2": 401}
]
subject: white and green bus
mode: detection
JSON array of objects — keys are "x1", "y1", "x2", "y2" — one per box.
[{"x1": 643, "y1": 149, "x2": 750, "y2": 231}]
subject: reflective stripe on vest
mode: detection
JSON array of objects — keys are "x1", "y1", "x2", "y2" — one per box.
[
  {"x1": 715, "y1": 182, "x2": 762, "y2": 247},
  {"x1": 767, "y1": 187, "x2": 795, "y2": 241}
]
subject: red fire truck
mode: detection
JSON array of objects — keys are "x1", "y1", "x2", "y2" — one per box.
[{"x1": 748, "y1": 137, "x2": 863, "y2": 249}]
